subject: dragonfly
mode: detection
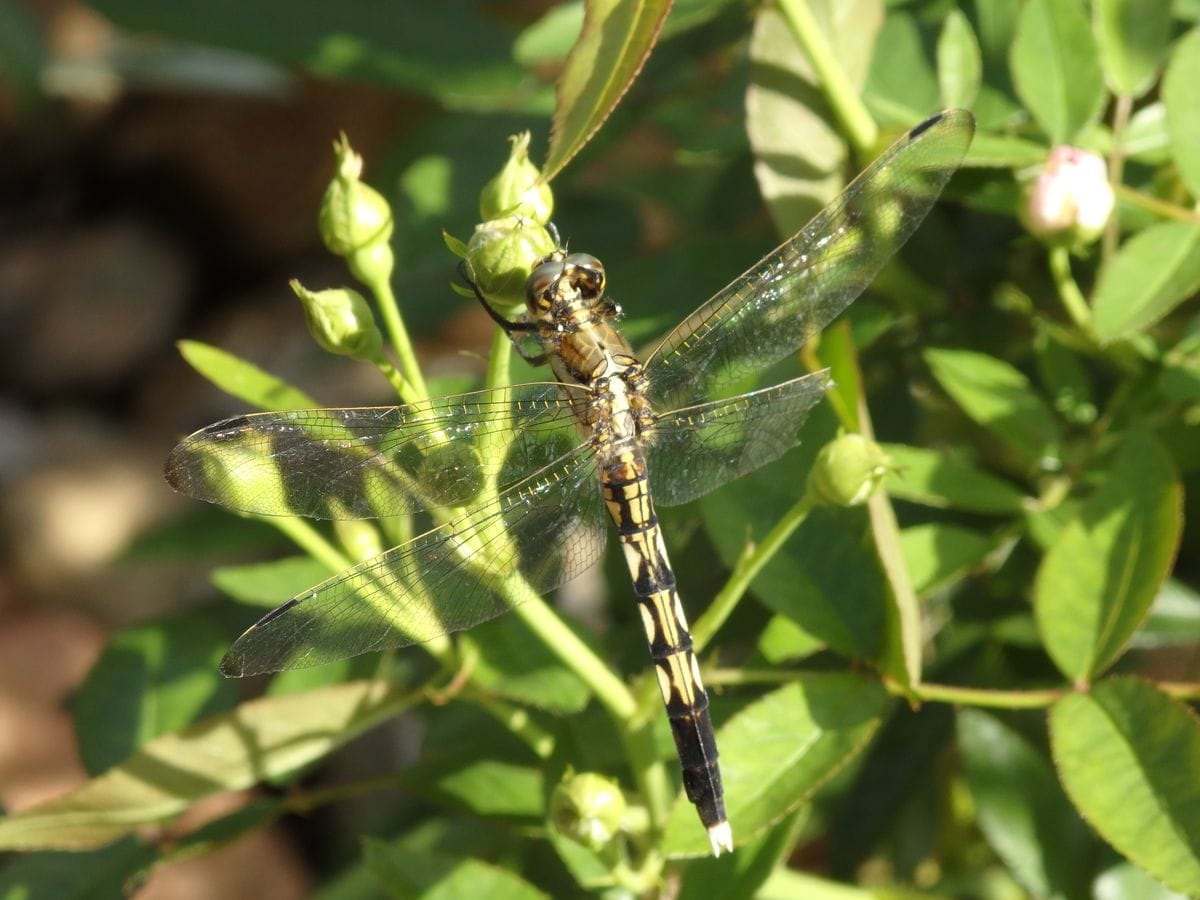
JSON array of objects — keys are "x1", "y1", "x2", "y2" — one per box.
[{"x1": 165, "y1": 108, "x2": 974, "y2": 856}]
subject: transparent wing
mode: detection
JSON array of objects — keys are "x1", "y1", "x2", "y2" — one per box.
[
  {"x1": 165, "y1": 383, "x2": 585, "y2": 520},
  {"x1": 644, "y1": 109, "x2": 974, "y2": 411},
  {"x1": 646, "y1": 371, "x2": 832, "y2": 507},
  {"x1": 220, "y1": 445, "x2": 605, "y2": 675}
]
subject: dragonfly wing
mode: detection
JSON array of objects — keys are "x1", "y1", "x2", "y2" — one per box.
[
  {"x1": 644, "y1": 109, "x2": 974, "y2": 411},
  {"x1": 220, "y1": 445, "x2": 605, "y2": 675},
  {"x1": 165, "y1": 382, "x2": 584, "y2": 519},
  {"x1": 646, "y1": 371, "x2": 832, "y2": 507}
]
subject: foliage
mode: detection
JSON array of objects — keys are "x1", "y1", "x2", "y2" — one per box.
[{"x1": 3, "y1": 0, "x2": 1200, "y2": 897}]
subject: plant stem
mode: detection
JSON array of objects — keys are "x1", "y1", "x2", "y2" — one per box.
[
  {"x1": 777, "y1": 0, "x2": 877, "y2": 156},
  {"x1": 901, "y1": 680, "x2": 1063, "y2": 709},
  {"x1": 1102, "y1": 93, "x2": 1133, "y2": 266},
  {"x1": 691, "y1": 492, "x2": 814, "y2": 653},
  {"x1": 367, "y1": 273, "x2": 429, "y2": 402},
  {"x1": 1047, "y1": 245, "x2": 1095, "y2": 338},
  {"x1": 1116, "y1": 183, "x2": 1200, "y2": 224}
]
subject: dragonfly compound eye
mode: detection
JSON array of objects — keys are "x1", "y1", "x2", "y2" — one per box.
[
  {"x1": 527, "y1": 259, "x2": 567, "y2": 310},
  {"x1": 564, "y1": 253, "x2": 605, "y2": 298}
]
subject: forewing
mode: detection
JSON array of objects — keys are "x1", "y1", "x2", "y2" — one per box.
[
  {"x1": 164, "y1": 383, "x2": 583, "y2": 519},
  {"x1": 646, "y1": 371, "x2": 832, "y2": 507},
  {"x1": 219, "y1": 445, "x2": 605, "y2": 675},
  {"x1": 645, "y1": 110, "x2": 974, "y2": 411}
]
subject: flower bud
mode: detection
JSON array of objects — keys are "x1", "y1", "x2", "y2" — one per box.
[
  {"x1": 549, "y1": 771, "x2": 626, "y2": 850},
  {"x1": 292, "y1": 280, "x2": 384, "y2": 362},
  {"x1": 480, "y1": 132, "x2": 554, "y2": 224},
  {"x1": 807, "y1": 433, "x2": 890, "y2": 508},
  {"x1": 465, "y1": 216, "x2": 557, "y2": 312},
  {"x1": 1022, "y1": 146, "x2": 1114, "y2": 245},
  {"x1": 319, "y1": 134, "x2": 394, "y2": 258}
]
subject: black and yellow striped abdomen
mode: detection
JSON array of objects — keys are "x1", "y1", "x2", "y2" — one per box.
[{"x1": 600, "y1": 451, "x2": 729, "y2": 853}]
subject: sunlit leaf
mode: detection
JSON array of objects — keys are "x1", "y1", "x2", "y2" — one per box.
[
  {"x1": 937, "y1": 9, "x2": 981, "y2": 109},
  {"x1": 1163, "y1": 28, "x2": 1200, "y2": 198},
  {"x1": 1050, "y1": 677, "x2": 1200, "y2": 896},
  {"x1": 73, "y1": 613, "x2": 234, "y2": 775},
  {"x1": 543, "y1": 0, "x2": 673, "y2": 180},
  {"x1": 211, "y1": 556, "x2": 336, "y2": 607},
  {"x1": 662, "y1": 673, "x2": 886, "y2": 857},
  {"x1": 177, "y1": 340, "x2": 316, "y2": 411},
  {"x1": 1093, "y1": 0, "x2": 1171, "y2": 98},
  {"x1": 364, "y1": 838, "x2": 548, "y2": 899},
  {"x1": 882, "y1": 443, "x2": 1027, "y2": 514},
  {"x1": 1035, "y1": 430, "x2": 1182, "y2": 681},
  {"x1": 1092, "y1": 222, "x2": 1200, "y2": 344},
  {"x1": 0, "y1": 681, "x2": 414, "y2": 850},
  {"x1": 1010, "y1": 0, "x2": 1104, "y2": 141},
  {"x1": 749, "y1": 0, "x2": 884, "y2": 236},
  {"x1": 924, "y1": 348, "x2": 1062, "y2": 472}
]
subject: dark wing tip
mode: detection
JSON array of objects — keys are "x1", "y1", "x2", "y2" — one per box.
[
  {"x1": 218, "y1": 653, "x2": 246, "y2": 677},
  {"x1": 908, "y1": 108, "x2": 976, "y2": 142}
]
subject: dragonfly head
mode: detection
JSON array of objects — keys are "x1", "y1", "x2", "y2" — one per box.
[{"x1": 526, "y1": 251, "x2": 606, "y2": 319}]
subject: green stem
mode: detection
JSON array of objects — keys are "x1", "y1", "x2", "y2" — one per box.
[
  {"x1": 777, "y1": 0, "x2": 877, "y2": 156},
  {"x1": 1115, "y1": 183, "x2": 1200, "y2": 224},
  {"x1": 485, "y1": 321, "x2": 513, "y2": 391},
  {"x1": 270, "y1": 516, "x2": 355, "y2": 573},
  {"x1": 691, "y1": 492, "x2": 815, "y2": 653},
  {"x1": 1102, "y1": 94, "x2": 1132, "y2": 266},
  {"x1": 1047, "y1": 245, "x2": 1095, "y2": 339},
  {"x1": 367, "y1": 272, "x2": 429, "y2": 402},
  {"x1": 374, "y1": 358, "x2": 416, "y2": 400},
  {"x1": 902, "y1": 681, "x2": 1063, "y2": 709}
]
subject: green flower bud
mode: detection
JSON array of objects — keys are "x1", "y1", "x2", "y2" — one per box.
[
  {"x1": 465, "y1": 216, "x2": 556, "y2": 312},
  {"x1": 807, "y1": 433, "x2": 891, "y2": 508},
  {"x1": 292, "y1": 280, "x2": 384, "y2": 362},
  {"x1": 480, "y1": 132, "x2": 553, "y2": 224},
  {"x1": 319, "y1": 134, "x2": 394, "y2": 258},
  {"x1": 549, "y1": 771, "x2": 626, "y2": 850}
]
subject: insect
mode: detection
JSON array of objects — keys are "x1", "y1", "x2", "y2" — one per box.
[{"x1": 165, "y1": 109, "x2": 974, "y2": 855}]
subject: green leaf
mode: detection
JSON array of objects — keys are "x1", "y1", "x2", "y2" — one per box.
[
  {"x1": 748, "y1": 0, "x2": 884, "y2": 235},
  {"x1": 1049, "y1": 677, "x2": 1200, "y2": 896},
  {"x1": 678, "y1": 809, "x2": 807, "y2": 900},
  {"x1": 661, "y1": 673, "x2": 887, "y2": 857},
  {"x1": 1164, "y1": 28, "x2": 1200, "y2": 198},
  {"x1": 1092, "y1": 222, "x2": 1200, "y2": 344},
  {"x1": 398, "y1": 758, "x2": 545, "y2": 819},
  {"x1": 937, "y1": 9, "x2": 982, "y2": 109},
  {"x1": 1093, "y1": 0, "x2": 1171, "y2": 98},
  {"x1": 363, "y1": 838, "x2": 548, "y2": 900},
  {"x1": 0, "y1": 680, "x2": 414, "y2": 850},
  {"x1": 1034, "y1": 430, "x2": 1183, "y2": 681},
  {"x1": 923, "y1": 348, "x2": 1062, "y2": 472},
  {"x1": 900, "y1": 523, "x2": 995, "y2": 596},
  {"x1": 1034, "y1": 323, "x2": 1097, "y2": 425},
  {"x1": 864, "y1": 9, "x2": 938, "y2": 126},
  {"x1": 461, "y1": 615, "x2": 590, "y2": 714},
  {"x1": 514, "y1": 2, "x2": 584, "y2": 67},
  {"x1": 90, "y1": 0, "x2": 543, "y2": 113},
  {"x1": 757, "y1": 615, "x2": 825, "y2": 664},
  {"x1": 542, "y1": 0, "x2": 673, "y2": 180},
  {"x1": 958, "y1": 710, "x2": 1093, "y2": 898},
  {"x1": 704, "y1": 479, "x2": 886, "y2": 662},
  {"x1": 177, "y1": 340, "x2": 316, "y2": 411},
  {"x1": 73, "y1": 613, "x2": 235, "y2": 775},
  {"x1": 211, "y1": 556, "x2": 335, "y2": 606},
  {"x1": 881, "y1": 443, "x2": 1028, "y2": 514},
  {"x1": 1010, "y1": 0, "x2": 1105, "y2": 142},
  {"x1": 0, "y1": 837, "x2": 155, "y2": 900},
  {"x1": 962, "y1": 131, "x2": 1049, "y2": 168},
  {"x1": 1136, "y1": 579, "x2": 1200, "y2": 649}
]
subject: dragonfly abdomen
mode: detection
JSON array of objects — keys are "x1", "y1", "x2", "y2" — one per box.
[{"x1": 601, "y1": 460, "x2": 732, "y2": 855}]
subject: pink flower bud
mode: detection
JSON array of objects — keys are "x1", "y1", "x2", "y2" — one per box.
[{"x1": 1024, "y1": 146, "x2": 1114, "y2": 243}]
